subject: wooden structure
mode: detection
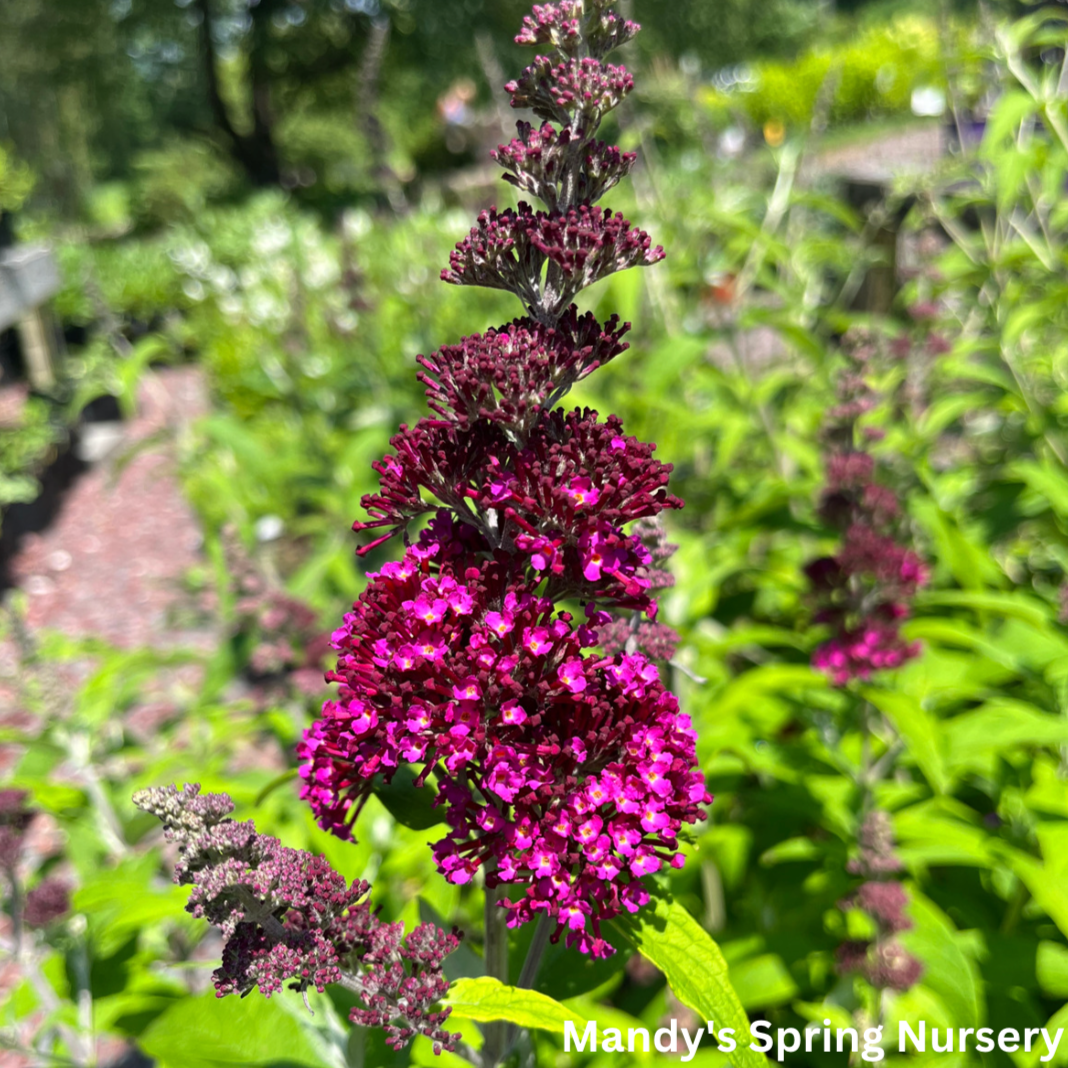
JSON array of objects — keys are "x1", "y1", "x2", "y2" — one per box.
[
  {"x1": 0, "y1": 244, "x2": 63, "y2": 390},
  {"x1": 806, "y1": 123, "x2": 946, "y2": 314}
]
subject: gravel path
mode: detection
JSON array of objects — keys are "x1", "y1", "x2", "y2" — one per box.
[
  {"x1": 0, "y1": 365, "x2": 220, "y2": 779},
  {"x1": 806, "y1": 121, "x2": 944, "y2": 184},
  {"x1": 8, "y1": 366, "x2": 213, "y2": 649}
]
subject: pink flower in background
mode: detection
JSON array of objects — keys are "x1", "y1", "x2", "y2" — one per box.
[{"x1": 808, "y1": 329, "x2": 927, "y2": 685}]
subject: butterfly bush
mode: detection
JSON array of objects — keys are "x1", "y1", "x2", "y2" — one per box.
[
  {"x1": 836, "y1": 810, "x2": 923, "y2": 992},
  {"x1": 807, "y1": 329, "x2": 927, "y2": 685},
  {"x1": 133, "y1": 784, "x2": 461, "y2": 1053},
  {"x1": 299, "y1": 0, "x2": 710, "y2": 959}
]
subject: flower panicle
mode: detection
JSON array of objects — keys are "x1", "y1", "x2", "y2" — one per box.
[
  {"x1": 515, "y1": 1, "x2": 639, "y2": 59},
  {"x1": 415, "y1": 307, "x2": 631, "y2": 434},
  {"x1": 133, "y1": 784, "x2": 461, "y2": 1053},
  {"x1": 440, "y1": 202, "x2": 662, "y2": 322},
  {"x1": 302, "y1": 0, "x2": 703, "y2": 962},
  {"x1": 836, "y1": 811, "x2": 923, "y2": 992},
  {"x1": 493, "y1": 122, "x2": 636, "y2": 211},
  {"x1": 597, "y1": 516, "x2": 681, "y2": 660},
  {"x1": 808, "y1": 328, "x2": 927, "y2": 685}
]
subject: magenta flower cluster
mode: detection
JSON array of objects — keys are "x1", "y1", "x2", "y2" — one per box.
[
  {"x1": 494, "y1": 122, "x2": 636, "y2": 210},
  {"x1": 514, "y1": 1, "x2": 639, "y2": 58},
  {"x1": 807, "y1": 331, "x2": 927, "y2": 685},
  {"x1": 596, "y1": 516, "x2": 681, "y2": 661},
  {"x1": 133, "y1": 784, "x2": 460, "y2": 1053},
  {"x1": 441, "y1": 202, "x2": 662, "y2": 319},
  {"x1": 506, "y1": 57, "x2": 634, "y2": 129},
  {"x1": 836, "y1": 810, "x2": 923, "y2": 992},
  {"x1": 300, "y1": 0, "x2": 709, "y2": 958}
]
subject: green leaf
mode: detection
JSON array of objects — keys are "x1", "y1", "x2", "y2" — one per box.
[
  {"x1": 863, "y1": 688, "x2": 949, "y2": 794},
  {"x1": 916, "y1": 589, "x2": 1052, "y2": 628},
  {"x1": 759, "y1": 836, "x2": 821, "y2": 866},
  {"x1": 444, "y1": 976, "x2": 584, "y2": 1035},
  {"x1": 942, "y1": 700, "x2": 1068, "y2": 774},
  {"x1": 900, "y1": 891, "x2": 984, "y2": 1028},
  {"x1": 643, "y1": 335, "x2": 710, "y2": 393},
  {"x1": 1037, "y1": 941, "x2": 1068, "y2": 999},
  {"x1": 911, "y1": 500, "x2": 1002, "y2": 590},
  {"x1": 562, "y1": 997, "x2": 657, "y2": 1062},
  {"x1": 410, "y1": 1038, "x2": 476, "y2": 1068},
  {"x1": 998, "y1": 844, "x2": 1068, "y2": 940},
  {"x1": 137, "y1": 990, "x2": 334, "y2": 1068},
  {"x1": 530, "y1": 932, "x2": 629, "y2": 1001},
  {"x1": 75, "y1": 854, "x2": 194, "y2": 954},
  {"x1": 612, "y1": 895, "x2": 765, "y2": 1068},
  {"x1": 728, "y1": 953, "x2": 799, "y2": 1010},
  {"x1": 372, "y1": 767, "x2": 445, "y2": 831},
  {"x1": 1007, "y1": 459, "x2": 1068, "y2": 519},
  {"x1": 895, "y1": 806, "x2": 993, "y2": 869},
  {"x1": 254, "y1": 768, "x2": 300, "y2": 807}
]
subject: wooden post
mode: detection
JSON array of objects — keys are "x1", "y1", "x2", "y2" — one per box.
[
  {"x1": 17, "y1": 304, "x2": 63, "y2": 390},
  {"x1": 843, "y1": 176, "x2": 900, "y2": 315},
  {"x1": 0, "y1": 245, "x2": 63, "y2": 390}
]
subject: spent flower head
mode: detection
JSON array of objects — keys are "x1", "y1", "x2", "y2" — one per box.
[
  {"x1": 133, "y1": 784, "x2": 460, "y2": 1053},
  {"x1": 836, "y1": 810, "x2": 922, "y2": 993}
]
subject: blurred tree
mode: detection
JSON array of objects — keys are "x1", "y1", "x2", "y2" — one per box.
[
  {"x1": 632, "y1": 0, "x2": 826, "y2": 70},
  {"x1": 193, "y1": 0, "x2": 388, "y2": 187},
  {"x1": 0, "y1": 0, "x2": 204, "y2": 211},
  {"x1": 0, "y1": 0, "x2": 975, "y2": 215}
]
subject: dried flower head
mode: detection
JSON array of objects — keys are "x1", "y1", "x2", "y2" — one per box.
[
  {"x1": 133, "y1": 784, "x2": 460, "y2": 1052},
  {"x1": 836, "y1": 810, "x2": 922, "y2": 993},
  {"x1": 23, "y1": 877, "x2": 71, "y2": 928}
]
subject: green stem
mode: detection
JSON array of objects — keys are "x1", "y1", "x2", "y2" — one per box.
[
  {"x1": 516, "y1": 913, "x2": 550, "y2": 991},
  {"x1": 501, "y1": 914, "x2": 553, "y2": 1063},
  {"x1": 482, "y1": 884, "x2": 510, "y2": 1068},
  {"x1": 1000, "y1": 879, "x2": 1030, "y2": 935}
]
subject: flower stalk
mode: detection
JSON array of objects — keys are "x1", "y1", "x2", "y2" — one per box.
[
  {"x1": 299, "y1": 0, "x2": 709, "y2": 966},
  {"x1": 808, "y1": 327, "x2": 927, "y2": 685},
  {"x1": 482, "y1": 882, "x2": 510, "y2": 1067}
]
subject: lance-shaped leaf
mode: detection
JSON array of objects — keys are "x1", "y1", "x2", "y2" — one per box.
[
  {"x1": 612, "y1": 894, "x2": 766, "y2": 1068},
  {"x1": 444, "y1": 976, "x2": 585, "y2": 1035}
]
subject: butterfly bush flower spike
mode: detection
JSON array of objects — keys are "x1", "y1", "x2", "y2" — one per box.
[
  {"x1": 299, "y1": 0, "x2": 709, "y2": 959},
  {"x1": 808, "y1": 329, "x2": 927, "y2": 685},
  {"x1": 836, "y1": 810, "x2": 923, "y2": 992}
]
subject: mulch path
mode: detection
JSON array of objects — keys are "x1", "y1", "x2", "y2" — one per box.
[
  {"x1": 0, "y1": 365, "x2": 221, "y2": 779},
  {"x1": 7, "y1": 366, "x2": 213, "y2": 650},
  {"x1": 806, "y1": 121, "x2": 945, "y2": 184}
]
